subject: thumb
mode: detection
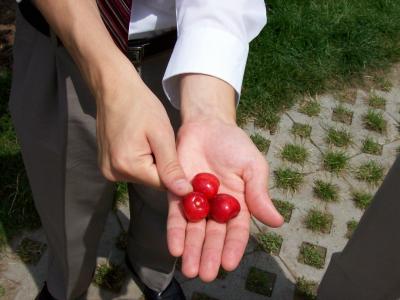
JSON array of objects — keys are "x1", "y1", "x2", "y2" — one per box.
[
  {"x1": 244, "y1": 160, "x2": 284, "y2": 228},
  {"x1": 148, "y1": 127, "x2": 192, "y2": 196}
]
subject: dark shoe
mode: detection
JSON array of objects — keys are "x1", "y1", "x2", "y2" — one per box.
[
  {"x1": 35, "y1": 282, "x2": 57, "y2": 300},
  {"x1": 125, "y1": 255, "x2": 186, "y2": 300}
]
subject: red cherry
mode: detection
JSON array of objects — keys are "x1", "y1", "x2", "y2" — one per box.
[
  {"x1": 209, "y1": 194, "x2": 241, "y2": 223},
  {"x1": 182, "y1": 192, "x2": 210, "y2": 222},
  {"x1": 191, "y1": 173, "x2": 220, "y2": 199}
]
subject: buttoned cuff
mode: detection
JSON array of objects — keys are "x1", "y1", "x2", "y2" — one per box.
[{"x1": 162, "y1": 26, "x2": 249, "y2": 109}]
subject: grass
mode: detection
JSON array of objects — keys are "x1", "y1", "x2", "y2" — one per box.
[
  {"x1": 368, "y1": 93, "x2": 386, "y2": 109},
  {"x1": 298, "y1": 99, "x2": 321, "y2": 117},
  {"x1": 372, "y1": 76, "x2": 393, "y2": 92},
  {"x1": 254, "y1": 112, "x2": 280, "y2": 134},
  {"x1": 257, "y1": 232, "x2": 283, "y2": 255},
  {"x1": 281, "y1": 143, "x2": 309, "y2": 164},
  {"x1": 112, "y1": 182, "x2": 128, "y2": 211},
  {"x1": 323, "y1": 150, "x2": 350, "y2": 173},
  {"x1": 355, "y1": 161, "x2": 384, "y2": 185},
  {"x1": 326, "y1": 127, "x2": 352, "y2": 147},
  {"x1": 274, "y1": 167, "x2": 304, "y2": 192},
  {"x1": 352, "y1": 191, "x2": 373, "y2": 209},
  {"x1": 295, "y1": 277, "x2": 318, "y2": 300},
  {"x1": 291, "y1": 123, "x2": 312, "y2": 139},
  {"x1": 0, "y1": 285, "x2": 4, "y2": 297},
  {"x1": 361, "y1": 137, "x2": 382, "y2": 155},
  {"x1": 272, "y1": 199, "x2": 294, "y2": 222},
  {"x1": 250, "y1": 133, "x2": 271, "y2": 154},
  {"x1": 93, "y1": 262, "x2": 127, "y2": 293},
  {"x1": 298, "y1": 242, "x2": 326, "y2": 269},
  {"x1": 346, "y1": 220, "x2": 359, "y2": 239},
  {"x1": 313, "y1": 180, "x2": 339, "y2": 202},
  {"x1": 16, "y1": 238, "x2": 47, "y2": 265},
  {"x1": 362, "y1": 109, "x2": 387, "y2": 133},
  {"x1": 305, "y1": 209, "x2": 333, "y2": 233},
  {"x1": 332, "y1": 104, "x2": 353, "y2": 125},
  {"x1": 245, "y1": 267, "x2": 276, "y2": 297},
  {"x1": 238, "y1": 0, "x2": 400, "y2": 130}
]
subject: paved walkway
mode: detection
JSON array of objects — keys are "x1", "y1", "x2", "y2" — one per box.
[{"x1": 1, "y1": 66, "x2": 399, "y2": 299}]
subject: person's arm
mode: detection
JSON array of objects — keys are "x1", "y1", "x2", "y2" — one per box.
[
  {"x1": 31, "y1": 0, "x2": 192, "y2": 195},
  {"x1": 166, "y1": 0, "x2": 284, "y2": 282}
]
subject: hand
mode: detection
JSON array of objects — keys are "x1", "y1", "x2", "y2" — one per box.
[
  {"x1": 167, "y1": 118, "x2": 284, "y2": 281},
  {"x1": 96, "y1": 68, "x2": 191, "y2": 196}
]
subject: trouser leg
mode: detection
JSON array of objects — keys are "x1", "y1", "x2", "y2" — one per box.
[
  {"x1": 126, "y1": 50, "x2": 181, "y2": 293},
  {"x1": 318, "y1": 156, "x2": 400, "y2": 300},
  {"x1": 9, "y1": 10, "x2": 114, "y2": 300}
]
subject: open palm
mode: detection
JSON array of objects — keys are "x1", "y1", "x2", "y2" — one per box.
[{"x1": 167, "y1": 119, "x2": 284, "y2": 281}]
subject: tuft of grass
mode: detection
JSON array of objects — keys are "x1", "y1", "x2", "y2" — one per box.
[
  {"x1": 298, "y1": 242, "x2": 326, "y2": 269},
  {"x1": 305, "y1": 209, "x2": 333, "y2": 233},
  {"x1": 355, "y1": 161, "x2": 384, "y2": 185},
  {"x1": 362, "y1": 109, "x2": 387, "y2": 133},
  {"x1": 335, "y1": 89, "x2": 357, "y2": 104},
  {"x1": 323, "y1": 151, "x2": 349, "y2": 173},
  {"x1": 281, "y1": 143, "x2": 309, "y2": 164},
  {"x1": 346, "y1": 220, "x2": 359, "y2": 239},
  {"x1": 112, "y1": 182, "x2": 128, "y2": 211},
  {"x1": 326, "y1": 127, "x2": 352, "y2": 148},
  {"x1": 0, "y1": 285, "x2": 4, "y2": 297},
  {"x1": 368, "y1": 93, "x2": 386, "y2": 109},
  {"x1": 257, "y1": 232, "x2": 283, "y2": 255},
  {"x1": 254, "y1": 112, "x2": 280, "y2": 134},
  {"x1": 372, "y1": 76, "x2": 393, "y2": 92},
  {"x1": 298, "y1": 100, "x2": 321, "y2": 117},
  {"x1": 272, "y1": 199, "x2": 294, "y2": 223},
  {"x1": 245, "y1": 267, "x2": 276, "y2": 297},
  {"x1": 239, "y1": 0, "x2": 400, "y2": 130},
  {"x1": 332, "y1": 104, "x2": 353, "y2": 125},
  {"x1": 16, "y1": 238, "x2": 47, "y2": 265},
  {"x1": 291, "y1": 123, "x2": 312, "y2": 139},
  {"x1": 250, "y1": 133, "x2": 271, "y2": 154},
  {"x1": 274, "y1": 167, "x2": 304, "y2": 192},
  {"x1": 93, "y1": 263, "x2": 127, "y2": 293},
  {"x1": 295, "y1": 277, "x2": 318, "y2": 300},
  {"x1": 313, "y1": 180, "x2": 339, "y2": 202},
  {"x1": 352, "y1": 191, "x2": 373, "y2": 209},
  {"x1": 361, "y1": 137, "x2": 382, "y2": 155}
]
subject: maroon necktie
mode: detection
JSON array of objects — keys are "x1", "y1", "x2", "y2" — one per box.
[{"x1": 97, "y1": 0, "x2": 133, "y2": 52}]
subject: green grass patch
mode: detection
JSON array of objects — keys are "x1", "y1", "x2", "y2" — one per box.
[
  {"x1": 372, "y1": 76, "x2": 393, "y2": 92},
  {"x1": 355, "y1": 161, "x2": 384, "y2": 185},
  {"x1": 323, "y1": 150, "x2": 350, "y2": 173},
  {"x1": 281, "y1": 143, "x2": 309, "y2": 164},
  {"x1": 368, "y1": 93, "x2": 386, "y2": 109},
  {"x1": 253, "y1": 112, "x2": 280, "y2": 134},
  {"x1": 295, "y1": 277, "x2": 318, "y2": 300},
  {"x1": 352, "y1": 191, "x2": 373, "y2": 209},
  {"x1": 361, "y1": 137, "x2": 382, "y2": 155},
  {"x1": 291, "y1": 123, "x2": 312, "y2": 139},
  {"x1": 16, "y1": 238, "x2": 47, "y2": 265},
  {"x1": 274, "y1": 167, "x2": 304, "y2": 192},
  {"x1": 313, "y1": 180, "x2": 339, "y2": 202},
  {"x1": 305, "y1": 209, "x2": 333, "y2": 233},
  {"x1": 239, "y1": 0, "x2": 400, "y2": 129},
  {"x1": 112, "y1": 182, "x2": 128, "y2": 211},
  {"x1": 245, "y1": 267, "x2": 276, "y2": 297},
  {"x1": 298, "y1": 242, "x2": 326, "y2": 269},
  {"x1": 272, "y1": 199, "x2": 294, "y2": 222},
  {"x1": 332, "y1": 104, "x2": 353, "y2": 125},
  {"x1": 0, "y1": 69, "x2": 41, "y2": 250},
  {"x1": 346, "y1": 220, "x2": 359, "y2": 239},
  {"x1": 362, "y1": 109, "x2": 387, "y2": 133},
  {"x1": 0, "y1": 285, "x2": 4, "y2": 297},
  {"x1": 93, "y1": 262, "x2": 127, "y2": 293},
  {"x1": 257, "y1": 232, "x2": 283, "y2": 255},
  {"x1": 298, "y1": 99, "x2": 321, "y2": 117},
  {"x1": 250, "y1": 133, "x2": 271, "y2": 154},
  {"x1": 326, "y1": 127, "x2": 352, "y2": 147}
]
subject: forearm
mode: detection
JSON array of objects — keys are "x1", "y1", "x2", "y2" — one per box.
[
  {"x1": 180, "y1": 74, "x2": 236, "y2": 125},
  {"x1": 32, "y1": 0, "x2": 139, "y2": 100}
]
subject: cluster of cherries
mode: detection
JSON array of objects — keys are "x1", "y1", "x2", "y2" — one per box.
[{"x1": 182, "y1": 173, "x2": 241, "y2": 223}]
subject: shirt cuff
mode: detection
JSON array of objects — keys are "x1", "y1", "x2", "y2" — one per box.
[{"x1": 162, "y1": 26, "x2": 249, "y2": 109}]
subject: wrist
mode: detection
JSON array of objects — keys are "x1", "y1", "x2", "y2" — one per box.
[{"x1": 180, "y1": 74, "x2": 236, "y2": 125}]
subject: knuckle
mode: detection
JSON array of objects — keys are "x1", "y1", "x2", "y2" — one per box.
[{"x1": 161, "y1": 160, "x2": 182, "y2": 178}]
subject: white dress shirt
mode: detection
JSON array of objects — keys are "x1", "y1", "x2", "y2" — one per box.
[{"x1": 129, "y1": 0, "x2": 267, "y2": 108}]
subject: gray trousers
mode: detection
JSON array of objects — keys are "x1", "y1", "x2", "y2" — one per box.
[
  {"x1": 9, "y1": 11, "x2": 180, "y2": 300},
  {"x1": 318, "y1": 156, "x2": 400, "y2": 300}
]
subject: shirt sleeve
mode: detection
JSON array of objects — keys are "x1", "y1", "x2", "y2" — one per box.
[{"x1": 162, "y1": 0, "x2": 267, "y2": 109}]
